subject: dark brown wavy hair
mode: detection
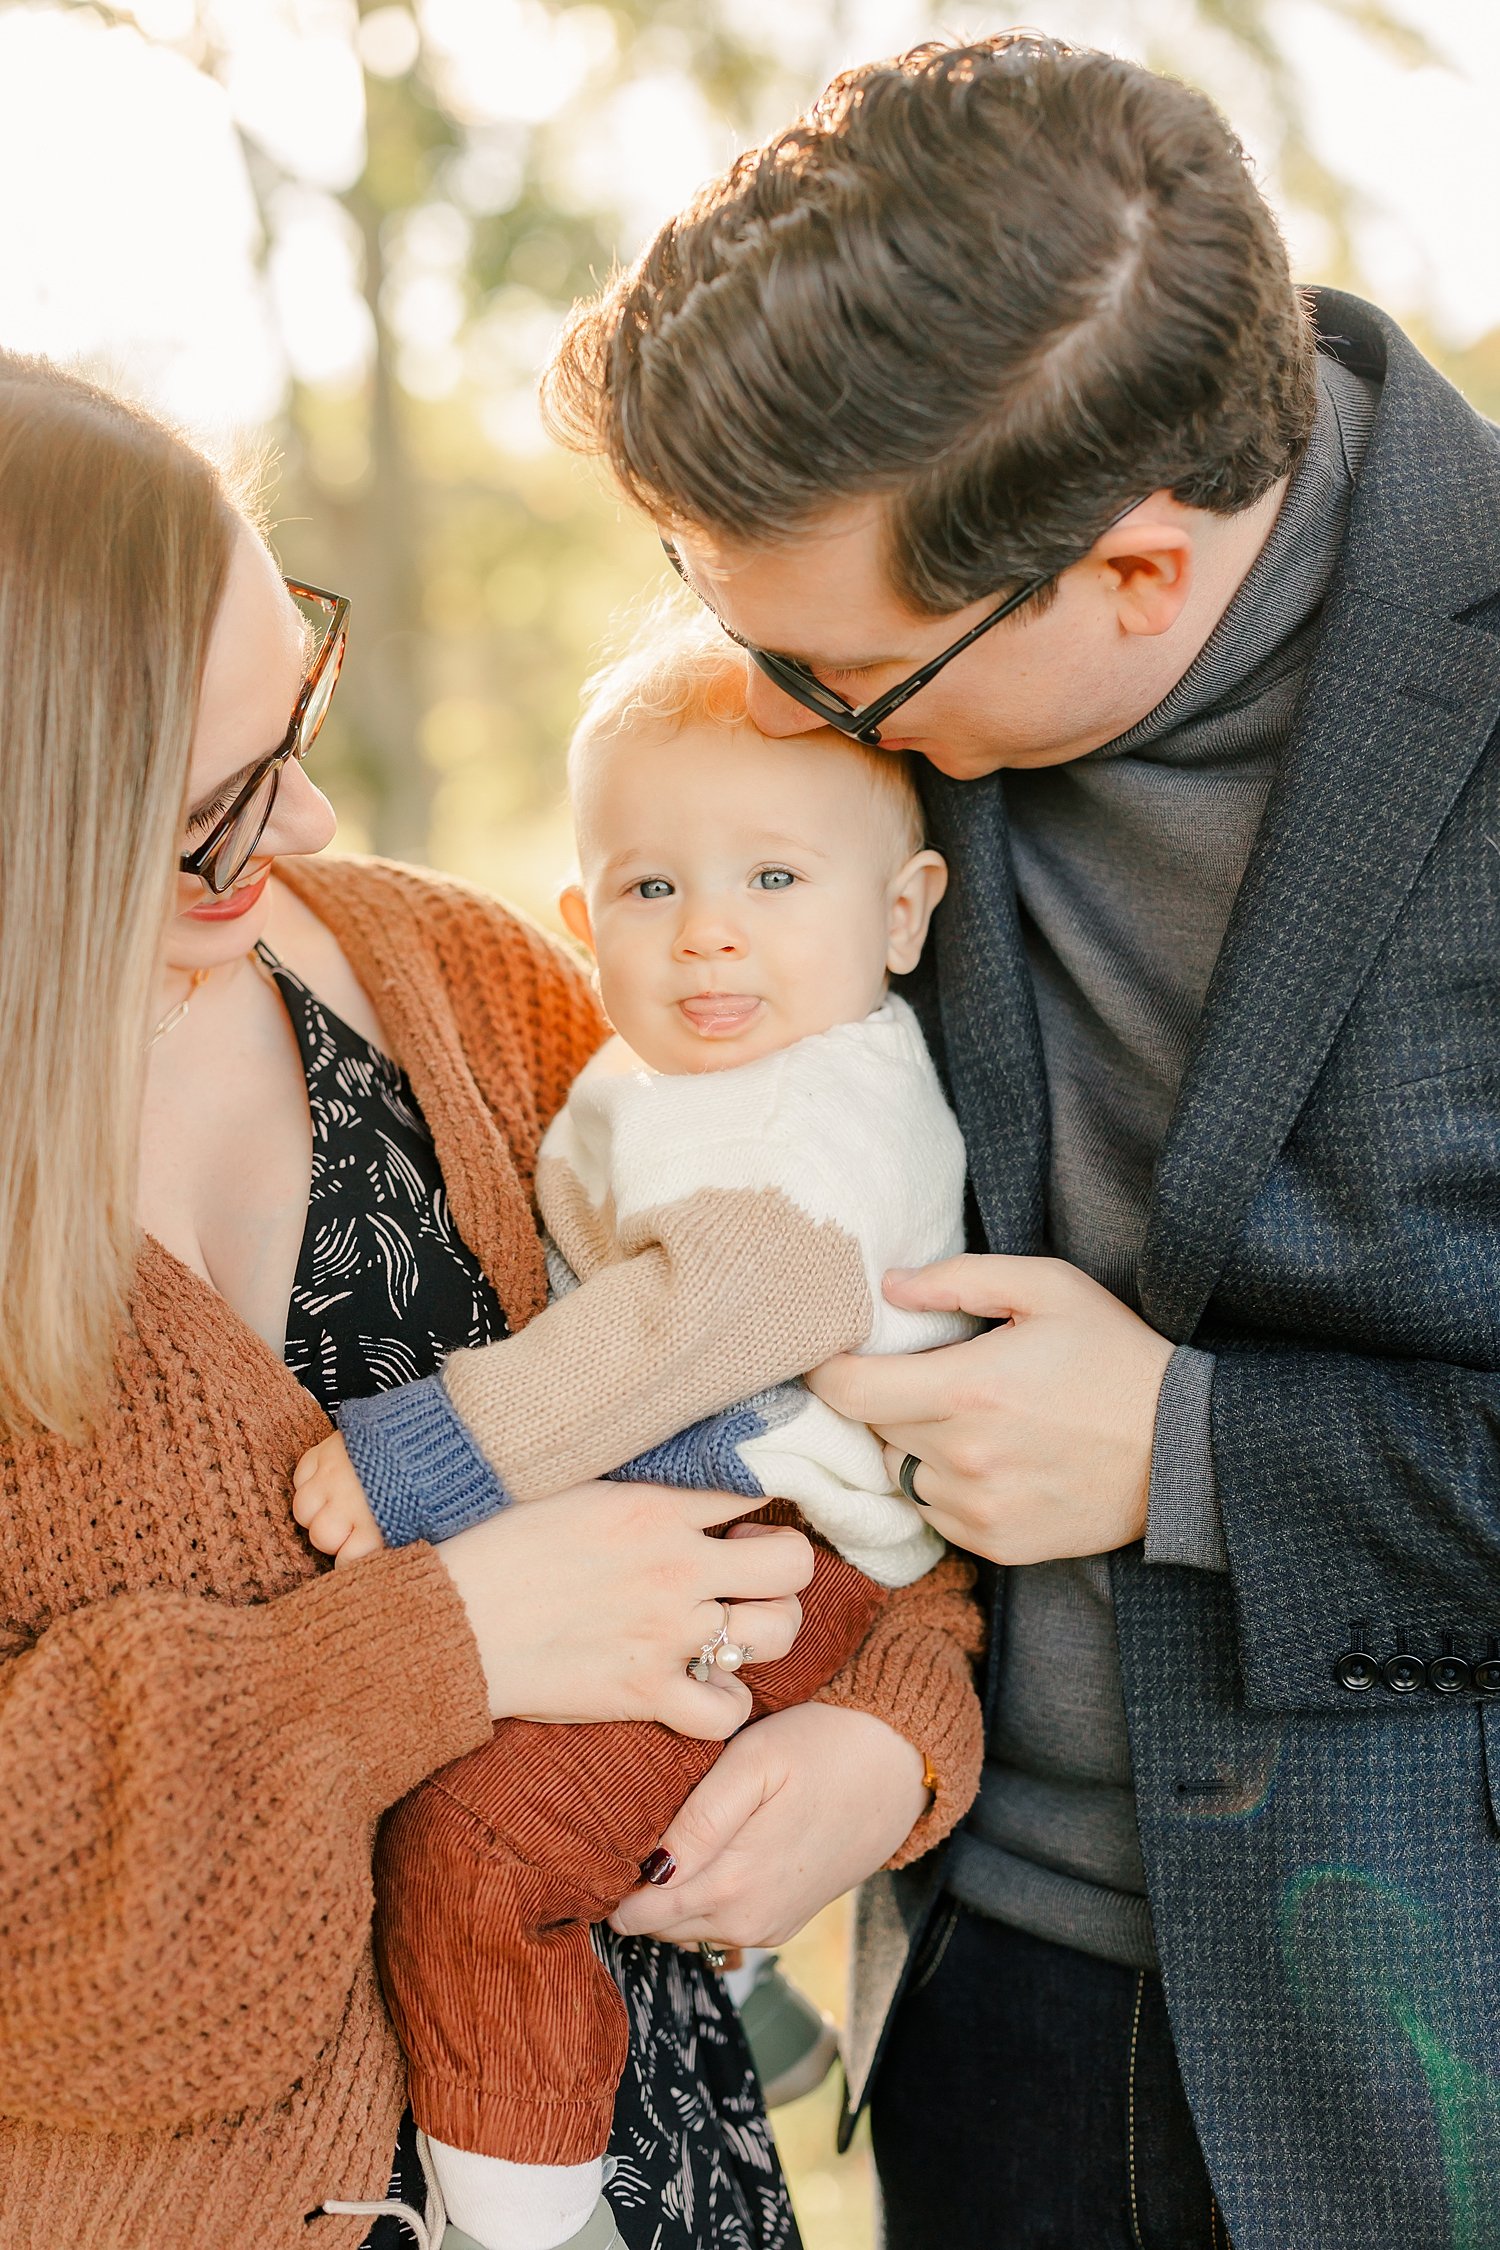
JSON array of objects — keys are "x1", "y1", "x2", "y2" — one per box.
[{"x1": 544, "y1": 34, "x2": 1318, "y2": 614}]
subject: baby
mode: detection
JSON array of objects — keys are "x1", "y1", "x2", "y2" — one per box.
[{"x1": 292, "y1": 617, "x2": 979, "y2": 2250}]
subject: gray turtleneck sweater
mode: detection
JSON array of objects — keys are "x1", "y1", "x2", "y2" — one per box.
[{"x1": 943, "y1": 356, "x2": 1379, "y2": 1969}]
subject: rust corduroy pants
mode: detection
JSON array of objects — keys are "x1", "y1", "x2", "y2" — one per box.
[{"x1": 374, "y1": 1540, "x2": 887, "y2": 2164}]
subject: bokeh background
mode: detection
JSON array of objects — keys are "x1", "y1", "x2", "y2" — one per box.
[{"x1": 1, "y1": 0, "x2": 1493, "y2": 2239}]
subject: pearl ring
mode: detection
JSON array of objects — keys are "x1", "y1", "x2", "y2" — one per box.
[{"x1": 687, "y1": 1605, "x2": 754, "y2": 1683}]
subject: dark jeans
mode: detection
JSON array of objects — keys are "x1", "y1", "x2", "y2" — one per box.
[{"x1": 872, "y1": 1903, "x2": 1228, "y2": 2250}]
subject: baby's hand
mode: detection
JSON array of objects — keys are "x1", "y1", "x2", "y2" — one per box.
[{"x1": 292, "y1": 1433, "x2": 386, "y2": 1566}]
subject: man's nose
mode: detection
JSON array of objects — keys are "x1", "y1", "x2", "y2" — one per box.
[{"x1": 743, "y1": 665, "x2": 827, "y2": 739}]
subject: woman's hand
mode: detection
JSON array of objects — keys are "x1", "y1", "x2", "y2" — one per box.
[
  {"x1": 610, "y1": 1703, "x2": 929, "y2": 1948},
  {"x1": 437, "y1": 1485, "x2": 812, "y2": 1737}
]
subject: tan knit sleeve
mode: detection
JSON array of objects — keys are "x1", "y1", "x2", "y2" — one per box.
[
  {"x1": 814, "y1": 1553, "x2": 986, "y2": 1868},
  {"x1": 0, "y1": 1546, "x2": 491, "y2": 2134},
  {"x1": 442, "y1": 1187, "x2": 875, "y2": 1500}
]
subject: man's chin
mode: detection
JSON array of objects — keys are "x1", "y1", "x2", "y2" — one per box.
[{"x1": 913, "y1": 739, "x2": 1008, "y2": 780}]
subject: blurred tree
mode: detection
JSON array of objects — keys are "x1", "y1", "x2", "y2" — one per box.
[{"x1": 48, "y1": 0, "x2": 1442, "y2": 874}]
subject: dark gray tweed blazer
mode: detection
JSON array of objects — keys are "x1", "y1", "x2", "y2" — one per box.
[{"x1": 845, "y1": 290, "x2": 1500, "y2": 2250}]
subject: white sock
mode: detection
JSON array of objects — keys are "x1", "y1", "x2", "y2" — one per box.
[
  {"x1": 428, "y1": 2139, "x2": 604, "y2": 2250},
  {"x1": 722, "y1": 1946, "x2": 775, "y2": 2008}
]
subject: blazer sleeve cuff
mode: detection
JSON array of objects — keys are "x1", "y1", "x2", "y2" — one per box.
[
  {"x1": 338, "y1": 1376, "x2": 514, "y2": 1547},
  {"x1": 1144, "y1": 1346, "x2": 1229, "y2": 1574}
]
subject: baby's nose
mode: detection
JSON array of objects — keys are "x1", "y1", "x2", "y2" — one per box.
[{"x1": 676, "y1": 912, "x2": 745, "y2": 958}]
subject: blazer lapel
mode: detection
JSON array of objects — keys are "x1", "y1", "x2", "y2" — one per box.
[
  {"x1": 1137, "y1": 586, "x2": 1500, "y2": 1340},
  {"x1": 918, "y1": 765, "x2": 1050, "y2": 1253},
  {"x1": 1138, "y1": 299, "x2": 1500, "y2": 1339}
]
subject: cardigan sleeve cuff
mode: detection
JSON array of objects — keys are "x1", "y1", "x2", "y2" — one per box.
[
  {"x1": 296, "y1": 1543, "x2": 494, "y2": 1813},
  {"x1": 339, "y1": 1376, "x2": 514, "y2": 1547},
  {"x1": 1144, "y1": 1346, "x2": 1229, "y2": 1574}
]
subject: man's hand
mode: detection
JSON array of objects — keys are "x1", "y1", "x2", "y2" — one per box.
[
  {"x1": 610, "y1": 1704, "x2": 928, "y2": 1949},
  {"x1": 808, "y1": 1254, "x2": 1175, "y2": 1565},
  {"x1": 291, "y1": 1431, "x2": 386, "y2": 1565}
]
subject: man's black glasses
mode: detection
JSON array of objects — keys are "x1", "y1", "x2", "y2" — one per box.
[
  {"x1": 180, "y1": 579, "x2": 350, "y2": 896},
  {"x1": 661, "y1": 500, "x2": 1142, "y2": 747}
]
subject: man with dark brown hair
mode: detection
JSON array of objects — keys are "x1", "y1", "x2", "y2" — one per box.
[{"x1": 577, "y1": 33, "x2": 1500, "y2": 2250}]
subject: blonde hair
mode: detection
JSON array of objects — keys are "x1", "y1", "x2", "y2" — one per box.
[
  {"x1": 571, "y1": 601, "x2": 925, "y2": 857},
  {"x1": 0, "y1": 358, "x2": 244, "y2": 1436}
]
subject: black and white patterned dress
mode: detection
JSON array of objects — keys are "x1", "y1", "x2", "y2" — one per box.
[{"x1": 262, "y1": 948, "x2": 799, "y2": 2250}]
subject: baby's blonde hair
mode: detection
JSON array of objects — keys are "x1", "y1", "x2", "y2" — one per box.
[{"x1": 571, "y1": 601, "x2": 926, "y2": 859}]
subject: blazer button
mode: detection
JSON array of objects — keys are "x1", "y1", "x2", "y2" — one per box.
[
  {"x1": 1429, "y1": 1637, "x2": 1471, "y2": 1695},
  {"x1": 1476, "y1": 1641, "x2": 1500, "y2": 1694},
  {"x1": 1336, "y1": 1622, "x2": 1378, "y2": 1693},
  {"x1": 1381, "y1": 1652, "x2": 1427, "y2": 1694}
]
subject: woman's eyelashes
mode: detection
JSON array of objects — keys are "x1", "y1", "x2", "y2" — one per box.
[{"x1": 185, "y1": 792, "x2": 233, "y2": 839}]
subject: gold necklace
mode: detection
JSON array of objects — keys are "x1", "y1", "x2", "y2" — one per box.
[{"x1": 148, "y1": 966, "x2": 212, "y2": 1049}]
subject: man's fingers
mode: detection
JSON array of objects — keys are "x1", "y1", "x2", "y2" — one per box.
[
  {"x1": 882, "y1": 1251, "x2": 1053, "y2": 1321},
  {"x1": 807, "y1": 1347, "x2": 957, "y2": 1427}
]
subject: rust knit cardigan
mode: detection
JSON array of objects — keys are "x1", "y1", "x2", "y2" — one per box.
[{"x1": 0, "y1": 855, "x2": 984, "y2": 2250}]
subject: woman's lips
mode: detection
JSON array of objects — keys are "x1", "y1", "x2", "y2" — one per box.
[
  {"x1": 187, "y1": 868, "x2": 271, "y2": 922},
  {"x1": 678, "y1": 993, "x2": 762, "y2": 1037}
]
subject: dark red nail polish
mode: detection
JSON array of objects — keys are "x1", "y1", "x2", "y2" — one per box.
[{"x1": 641, "y1": 1847, "x2": 676, "y2": 1886}]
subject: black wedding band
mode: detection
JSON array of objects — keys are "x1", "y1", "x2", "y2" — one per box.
[{"x1": 898, "y1": 1452, "x2": 927, "y2": 1506}]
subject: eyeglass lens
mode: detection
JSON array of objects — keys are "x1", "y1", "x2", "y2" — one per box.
[
  {"x1": 204, "y1": 762, "x2": 280, "y2": 892},
  {"x1": 202, "y1": 619, "x2": 345, "y2": 891}
]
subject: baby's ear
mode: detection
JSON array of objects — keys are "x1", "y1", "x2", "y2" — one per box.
[
  {"x1": 559, "y1": 884, "x2": 595, "y2": 954},
  {"x1": 886, "y1": 849, "x2": 948, "y2": 976}
]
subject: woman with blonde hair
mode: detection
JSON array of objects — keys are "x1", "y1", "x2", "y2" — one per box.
[
  {"x1": 0, "y1": 357, "x2": 807, "y2": 2249},
  {"x1": 0, "y1": 357, "x2": 979, "y2": 2250},
  {"x1": 0, "y1": 356, "x2": 979, "y2": 2248}
]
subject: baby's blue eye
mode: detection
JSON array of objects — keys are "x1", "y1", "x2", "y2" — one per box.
[
  {"x1": 634, "y1": 878, "x2": 674, "y2": 900},
  {"x1": 753, "y1": 868, "x2": 796, "y2": 890}
]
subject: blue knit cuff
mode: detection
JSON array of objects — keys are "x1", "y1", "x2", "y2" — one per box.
[
  {"x1": 338, "y1": 1376, "x2": 513, "y2": 1548},
  {"x1": 608, "y1": 1399, "x2": 770, "y2": 1499}
]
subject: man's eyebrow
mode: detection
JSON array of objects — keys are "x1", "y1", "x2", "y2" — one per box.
[{"x1": 670, "y1": 553, "x2": 902, "y2": 674}]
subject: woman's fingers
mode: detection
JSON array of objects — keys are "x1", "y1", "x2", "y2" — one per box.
[
  {"x1": 676, "y1": 1484, "x2": 809, "y2": 1535},
  {"x1": 655, "y1": 1668, "x2": 753, "y2": 1742},
  {"x1": 684, "y1": 1594, "x2": 800, "y2": 1670},
  {"x1": 708, "y1": 1522, "x2": 814, "y2": 1599},
  {"x1": 439, "y1": 1482, "x2": 810, "y2": 1728},
  {"x1": 726, "y1": 1594, "x2": 799, "y2": 1665}
]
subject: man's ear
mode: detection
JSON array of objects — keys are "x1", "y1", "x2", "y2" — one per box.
[
  {"x1": 1091, "y1": 499, "x2": 1194, "y2": 638},
  {"x1": 887, "y1": 849, "x2": 948, "y2": 976},
  {"x1": 559, "y1": 883, "x2": 595, "y2": 953}
]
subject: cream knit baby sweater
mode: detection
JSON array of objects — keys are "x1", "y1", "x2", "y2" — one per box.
[{"x1": 341, "y1": 995, "x2": 974, "y2": 1587}]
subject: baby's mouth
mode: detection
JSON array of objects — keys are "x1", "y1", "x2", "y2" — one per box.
[{"x1": 677, "y1": 993, "x2": 763, "y2": 1037}]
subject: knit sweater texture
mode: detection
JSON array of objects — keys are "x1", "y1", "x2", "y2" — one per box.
[
  {"x1": 344, "y1": 995, "x2": 973, "y2": 1587},
  {"x1": 946, "y1": 355, "x2": 1380, "y2": 1969},
  {"x1": 0, "y1": 854, "x2": 983, "y2": 2248}
]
